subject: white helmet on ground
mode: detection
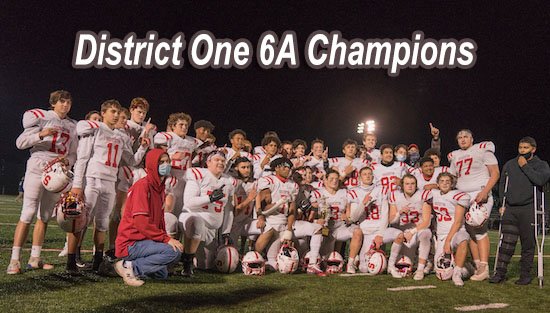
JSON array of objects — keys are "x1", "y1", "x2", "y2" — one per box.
[
  {"x1": 242, "y1": 251, "x2": 265, "y2": 276},
  {"x1": 435, "y1": 253, "x2": 455, "y2": 280},
  {"x1": 42, "y1": 161, "x2": 73, "y2": 193},
  {"x1": 300, "y1": 250, "x2": 321, "y2": 271},
  {"x1": 360, "y1": 250, "x2": 387, "y2": 275},
  {"x1": 276, "y1": 244, "x2": 299, "y2": 274},
  {"x1": 326, "y1": 251, "x2": 345, "y2": 274},
  {"x1": 394, "y1": 255, "x2": 413, "y2": 277},
  {"x1": 215, "y1": 245, "x2": 240, "y2": 273},
  {"x1": 465, "y1": 201, "x2": 488, "y2": 227},
  {"x1": 55, "y1": 193, "x2": 87, "y2": 233}
]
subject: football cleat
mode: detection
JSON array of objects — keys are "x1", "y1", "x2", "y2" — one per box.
[
  {"x1": 307, "y1": 263, "x2": 327, "y2": 277},
  {"x1": 58, "y1": 241, "x2": 68, "y2": 257},
  {"x1": 27, "y1": 257, "x2": 54, "y2": 270},
  {"x1": 423, "y1": 260, "x2": 433, "y2": 274},
  {"x1": 76, "y1": 256, "x2": 90, "y2": 268},
  {"x1": 346, "y1": 260, "x2": 357, "y2": 274},
  {"x1": 6, "y1": 259, "x2": 21, "y2": 275}
]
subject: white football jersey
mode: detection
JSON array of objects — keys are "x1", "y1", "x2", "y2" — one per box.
[
  {"x1": 192, "y1": 143, "x2": 217, "y2": 167},
  {"x1": 253, "y1": 146, "x2": 266, "y2": 155},
  {"x1": 310, "y1": 188, "x2": 349, "y2": 228},
  {"x1": 257, "y1": 174, "x2": 299, "y2": 226},
  {"x1": 328, "y1": 157, "x2": 370, "y2": 188},
  {"x1": 304, "y1": 156, "x2": 325, "y2": 176},
  {"x1": 366, "y1": 148, "x2": 381, "y2": 163},
  {"x1": 252, "y1": 154, "x2": 282, "y2": 179},
  {"x1": 357, "y1": 185, "x2": 388, "y2": 230},
  {"x1": 125, "y1": 119, "x2": 156, "y2": 155},
  {"x1": 16, "y1": 109, "x2": 78, "y2": 166},
  {"x1": 183, "y1": 168, "x2": 238, "y2": 229},
  {"x1": 414, "y1": 166, "x2": 449, "y2": 190},
  {"x1": 310, "y1": 181, "x2": 325, "y2": 190},
  {"x1": 389, "y1": 189, "x2": 432, "y2": 229},
  {"x1": 372, "y1": 162, "x2": 409, "y2": 195},
  {"x1": 73, "y1": 121, "x2": 140, "y2": 188},
  {"x1": 447, "y1": 142, "x2": 498, "y2": 192},
  {"x1": 225, "y1": 147, "x2": 253, "y2": 172},
  {"x1": 431, "y1": 189, "x2": 470, "y2": 237},
  {"x1": 234, "y1": 179, "x2": 257, "y2": 223},
  {"x1": 154, "y1": 131, "x2": 202, "y2": 175}
]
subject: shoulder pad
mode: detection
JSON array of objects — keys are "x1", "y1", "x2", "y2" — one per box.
[
  {"x1": 311, "y1": 190, "x2": 322, "y2": 199},
  {"x1": 22, "y1": 109, "x2": 47, "y2": 128},
  {"x1": 187, "y1": 168, "x2": 205, "y2": 181},
  {"x1": 253, "y1": 154, "x2": 262, "y2": 161},
  {"x1": 166, "y1": 175, "x2": 178, "y2": 188},
  {"x1": 76, "y1": 120, "x2": 100, "y2": 136},
  {"x1": 451, "y1": 190, "x2": 470, "y2": 206},
  {"x1": 447, "y1": 151, "x2": 456, "y2": 162},
  {"x1": 476, "y1": 141, "x2": 495, "y2": 153},
  {"x1": 154, "y1": 132, "x2": 173, "y2": 144},
  {"x1": 421, "y1": 189, "x2": 432, "y2": 201}
]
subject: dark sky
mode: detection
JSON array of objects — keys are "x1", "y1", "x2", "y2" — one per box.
[{"x1": 1, "y1": 2, "x2": 549, "y2": 193}]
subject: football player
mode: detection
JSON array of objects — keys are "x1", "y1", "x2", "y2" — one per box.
[
  {"x1": 290, "y1": 139, "x2": 312, "y2": 168},
  {"x1": 328, "y1": 139, "x2": 370, "y2": 188},
  {"x1": 192, "y1": 120, "x2": 216, "y2": 167},
  {"x1": 448, "y1": 129, "x2": 499, "y2": 281},
  {"x1": 310, "y1": 169, "x2": 363, "y2": 273},
  {"x1": 362, "y1": 133, "x2": 380, "y2": 164},
  {"x1": 414, "y1": 156, "x2": 449, "y2": 190},
  {"x1": 431, "y1": 172, "x2": 472, "y2": 286},
  {"x1": 372, "y1": 144, "x2": 409, "y2": 195},
  {"x1": 281, "y1": 141, "x2": 293, "y2": 158},
  {"x1": 179, "y1": 150, "x2": 237, "y2": 277},
  {"x1": 254, "y1": 158, "x2": 325, "y2": 276},
  {"x1": 407, "y1": 144, "x2": 421, "y2": 168},
  {"x1": 305, "y1": 139, "x2": 328, "y2": 180},
  {"x1": 252, "y1": 136, "x2": 282, "y2": 179},
  {"x1": 8, "y1": 90, "x2": 78, "y2": 274},
  {"x1": 69, "y1": 99, "x2": 149, "y2": 273},
  {"x1": 225, "y1": 129, "x2": 253, "y2": 171},
  {"x1": 253, "y1": 131, "x2": 278, "y2": 155},
  {"x1": 388, "y1": 174, "x2": 433, "y2": 280},
  {"x1": 84, "y1": 110, "x2": 102, "y2": 122}
]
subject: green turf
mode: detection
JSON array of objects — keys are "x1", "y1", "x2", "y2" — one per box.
[{"x1": 0, "y1": 194, "x2": 548, "y2": 313}]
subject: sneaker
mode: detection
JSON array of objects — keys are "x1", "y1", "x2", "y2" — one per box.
[
  {"x1": 470, "y1": 263, "x2": 489, "y2": 281},
  {"x1": 489, "y1": 273, "x2": 506, "y2": 284},
  {"x1": 58, "y1": 242, "x2": 68, "y2": 257},
  {"x1": 114, "y1": 260, "x2": 144, "y2": 287},
  {"x1": 388, "y1": 264, "x2": 403, "y2": 278},
  {"x1": 413, "y1": 270, "x2": 424, "y2": 281},
  {"x1": 6, "y1": 260, "x2": 21, "y2": 275},
  {"x1": 307, "y1": 263, "x2": 327, "y2": 277},
  {"x1": 346, "y1": 261, "x2": 357, "y2": 274},
  {"x1": 27, "y1": 257, "x2": 54, "y2": 270},
  {"x1": 76, "y1": 257, "x2": 90, "y2": 268},
  {"x1": 423, "y1": 260, "x2": 433, "y2": 274},
  {"x1": 452, "y1": 269, "x2": 464, "y2": 287}
]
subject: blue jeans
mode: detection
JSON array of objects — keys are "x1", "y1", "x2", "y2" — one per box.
[{"x1": 124, "y1": 240, "x2": 181, "y2": 279}]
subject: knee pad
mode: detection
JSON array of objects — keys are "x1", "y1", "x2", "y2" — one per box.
[
  {"x1": 502, "y1": 223, "x2": 520, "y2": 235},
  {"x1": 418, "y1": 229, "x2": 432, "y2": 241},
  {"x1": 95, "y1": 216, "x2": 109, "y2": 232},
  {"x1": 184, "y1": 215, "x2": 204, "y2": 239}
]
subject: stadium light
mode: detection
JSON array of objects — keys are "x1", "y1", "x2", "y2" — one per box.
[{"x1": 357, "y1": 120, "x2": 375, "y2": 134}]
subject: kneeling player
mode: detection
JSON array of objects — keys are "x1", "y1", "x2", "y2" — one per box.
[
  {"x1": 432, "y1": 172, "x2": 471, "y2": 286},
  {"x1": 389, "y1": 174, "x2": 433, "y2": 280}
]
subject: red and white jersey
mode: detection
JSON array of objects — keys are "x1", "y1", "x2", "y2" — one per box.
[
  {"x1": 414, "y1": 166, "x2": 449, "y2": 190},
  {"x1": 389, "y1": 189, "x2": 432, "y2": 229},
  {"x1": 328, "y1": 157, "x2": 370, "y2": 188},
  {"x1": 234, "y1": 179, "x2": 257, "y2": 223},
  {"x1": 225, "y1": 147, "x2": 253, "y2": 172},
  {"x1": 252, "y1": 154, "x2": 282, "y2": 179},
  {"x1": 447, "y1": 142, "x2": 498, "y2": 192},
  {"x1": 125, "y1": 119, "x2": 156, "y2": 154},
  {"x1": 310, "y1": 181, "x2": 325, "y2": 190},
  {"x1": 357, "y1": 185, "x2": 388, "y2": 230},
  {"x1": 16, "y1": 109, "x2": 78, "y2": 166},
  {"x1": 154, "y1": 131, "x2": 202, "y2": 175},
  {"x1": 257, "y1": 175, "x2": 299, "y2": 226},
  {"x1": 253, "y1": 146, "x2": 266, "y2": 155},
  {"x1": 192, "y1": 143, "x2": 217, "y2": 167},
  {"x1": 73, "y1": 121, "x2": 141, "y2": 188},
  {"x1": 183, "y1": 168, "x2": 238, "y2": 229},
  {"x1": 310, "y1": 188, "x2": 349, "y2": 228},
  {"x1": 366, "y1": 148, "x2": 381, "y2": 164},
  {"x1": 304, "y1": 156, "x2": 325, "y2": 176},
  {"x1": 372, "y1": 162, "x2": 409, "y2": 195},
  {"x1": 431, "y1": 189, "x2": 470, "y2": 237}
]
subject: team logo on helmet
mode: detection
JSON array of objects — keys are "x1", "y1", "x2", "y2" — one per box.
[
  {"x1": 465, "y1": 201, "x2": 488, "y2": 227},
  {"x1": 215, "y1": 245, "x2": 240, "y2": 273},
  {"x1": 42, "y1": 160, "x2": 73, "y2": 193}
]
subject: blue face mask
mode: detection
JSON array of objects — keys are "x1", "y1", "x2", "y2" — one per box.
[
  {"x1": 158, "y1": 164, "x2": 171, "y2": 176},
  {"x1": 410, "y1": 152, "x2": 420, "y2": 163},
  {"x1": 396, "y1": 154, "x2": 407, "y2": 162}
]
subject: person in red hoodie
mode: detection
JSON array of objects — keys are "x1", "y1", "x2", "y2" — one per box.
[{"x1": 115, "y1": 149, "x2": 183, "y2": 286}]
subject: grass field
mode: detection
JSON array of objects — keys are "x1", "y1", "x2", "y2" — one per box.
[{"x1": 0, "y1": 194, "x2": 549, "y2": 313}]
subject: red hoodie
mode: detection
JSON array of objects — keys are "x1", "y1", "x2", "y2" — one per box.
[{"x1": 115, "y1": 149, "x2": 171, "y2": 258}]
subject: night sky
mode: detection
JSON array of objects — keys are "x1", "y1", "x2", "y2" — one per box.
[{"x1": 1, "y1": 2, "x2": 549, "y2": 193}]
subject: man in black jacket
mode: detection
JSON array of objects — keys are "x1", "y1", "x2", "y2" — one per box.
[{"x1": 491, "y1": 137, "x2": 550, "y2": 284}]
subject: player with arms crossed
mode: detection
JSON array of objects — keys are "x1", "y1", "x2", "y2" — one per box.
[
  {"x1": 388, "y1": 174, "x2": 433, "y2": 280},
  {"x1": 179, "y1": 150, "x2": 237, "y2": 277},
  {"x1": 329, "y1": 139, "x2": 369, "y2": 189},
  {"x1": 7, "y1": 90, "x2": 77, "y2": 274},
  {"x1": 448, "y1": 129, "x2": 499, "y2": 281}
]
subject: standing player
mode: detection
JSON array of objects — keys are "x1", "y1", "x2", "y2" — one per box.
[
  {"x1": 363, "y1": 133, "x2": 380, "y2": 164},
  {"x1": 372, "y1": 144, "x2": 409, "y2": 195},
  {"x1": 68, "y1": 99, "x2": 148, "y2": 273},
  {"x1": 431, "y1": 172, "x2": 471, "y2": 286},
  {"x1": 290, "y1": 139, "x2": 311, "y2": 168},
  {"x1": 253, "y1": 131, "x2": 279, "y2": 155},
  {"x1": 192, "y1": 120, "x2": 216, "y2": 167},
  {"x1": 7, "y1": 90, "x2": 77, "y2": 274},
  {"x1": 253, "y1": 136, "x2": 282, "y2": 179},
  {"x1": 448, "y1": 130, "x2": 499, "y2": 281},
  {"x1": 225, "y1": 129, "x2": 253, "y2": 171},
  {"x1": 305, "y1": 139, "x2": 328, "y2": 180},
  {"x1": 329, "y1": 139, "x2": 370, "y2": 188},
  {"x1": 179, "y1": 151, "x2": 237, "y2": 277},
  {"x1": 281, "y1": 141, "x2": 293, "y2": 158},
  {"x1": 388, "y1": 174, "x2": 433, "y2": 280}
]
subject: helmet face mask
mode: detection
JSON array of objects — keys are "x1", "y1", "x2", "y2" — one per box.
[
  {"x1": 276, "y1": 244, "x2": 299, "y2": 274},
  {"x1": 326, "y1": 251, "x2": 344, "y2": 274},
  {"x1": 242, "y1": 251, "x2": 265, "y2": 276},
  {"x1": 55, "y1": 192, "x2": 87, "y2": 233},
  {"x1": 435, "y1": 253, "x2": 455, "y2": 280}
]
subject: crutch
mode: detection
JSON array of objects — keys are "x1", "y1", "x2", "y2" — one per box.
[
  {"x1": 494, "y1": 175, "x2": 509, "y2": 273},
  {"x1": 534, "y1": 185, "x2": 546, "y2": 288}
]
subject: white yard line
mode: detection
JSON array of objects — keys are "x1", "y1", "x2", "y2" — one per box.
[
  {"x1": 339, "y1": 273, "x2": 371, "y2": 277},
  {"x1": 455, "y1": 303, "x2": 509, "y2": 311},
  {"x1": 387, "y1": 285, "x2": 436, "y2": 291},
  {"x1": 0, "y1": 222, "x2": 59, "y2": 228}
]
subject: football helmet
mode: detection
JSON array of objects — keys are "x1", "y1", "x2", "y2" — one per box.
[
  {"x1": 55, "y1": 192, "x2": 87, "y2": 233},
  {"x1": 241, "y1": 251, "x2": 265, "y2": 276},
  {"x1": 300, "y1": 250, "x2": 322, "y2": 271},
  {"x1": 435, "y1": 253, "x2": 456, "y2": 280},
  {"x1": 42, "y1": 160, "x2": 73, "y2": 193},
  {"x1": 394, "y1": 255, "x2": 413, "y2": 277},
  {"x1": 276, "y1": 244, "x2": 299, "y2": 274},
  {"x1": 465, "y1": 201, "x2": 488, "y2": 227},
  {"x1": 326, "y1": 251, "x2": 345, "y2": 274},
  {"x1": 360, "y1": 249, "x2": 387, "y2": 275},
  {"x1": 215, "y1": 245, "x2": 240, "y2": 273}
]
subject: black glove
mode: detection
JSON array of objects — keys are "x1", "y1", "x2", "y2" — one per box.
[
  {"x1": 221, "y1": 233, "x2": 233, "y2": 246},
  {"x1": 209, "y1": 185, "x2": 225, "y2": 202},
  {"x1": 299, "y1": 199, "x2": 314, "y2": 215}
]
